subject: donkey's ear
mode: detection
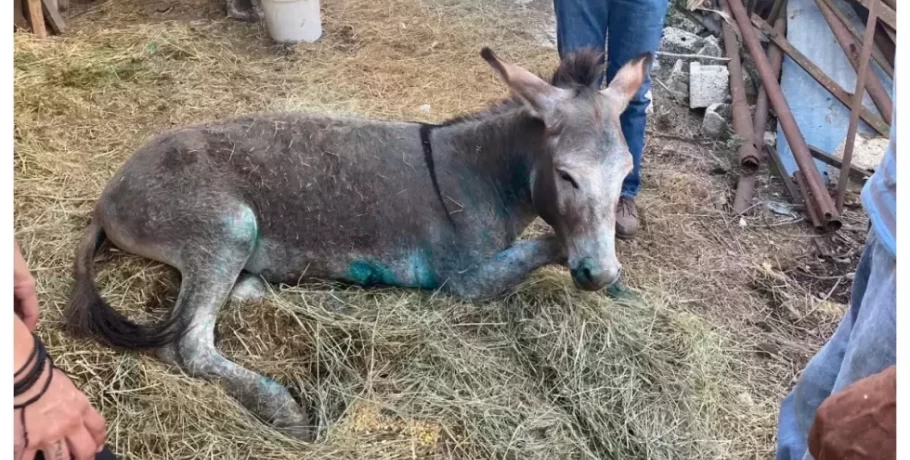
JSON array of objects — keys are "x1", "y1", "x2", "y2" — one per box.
[
  {"x1": 481, "y1": 48, "x2": 568, "y2": 118},
  {"x1": 601, "y1": 53, "x2": 652, "y2": 112}
]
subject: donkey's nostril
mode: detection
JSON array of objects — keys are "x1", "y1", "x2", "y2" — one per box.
[{"x1": 571, "y1": 257, "x2": 602, "y2": 290}]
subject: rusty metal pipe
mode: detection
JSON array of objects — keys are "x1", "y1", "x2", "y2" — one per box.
[
  {"x1": 835, "y1": 0, "x2": 878, "y2": 212},
  {"x1": 814, "y1": 0, "x2": 892, "y2": 125},
  {"x1": 767, "y1": 146, "x2": 803, "y2": 205},
  {"x1": 794, "y1": 171, "x2": 825, "y2": 230},
  {"x1": 767, "y1": 0, "x2": 786, "y2": 23},
  {"x1": 733, "y1": 175, "x2": 757, "y2": 214},
  {"x1": 727, "y1": 0, "x2": 840, "y2": 225},
  {"x1": 855, "y1": 0, "x2": 895, "y2": 29},
  {"x1": 752, "y1": 15, "x2": 786, "y2": 158},
  {"x1": 722, "y1": 0, "x2": 759, "y2": 174},
  {"x1": 752, "y1": 14, "x2": 890, "y2": 136},
  {"x1": 819, "y1": 0, "x2": 893, "y2": 78},
  {"x1": 734, "y1": 11, "x2": 785, "y2": 214}
]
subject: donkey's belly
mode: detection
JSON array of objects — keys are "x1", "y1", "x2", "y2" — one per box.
[{"x1": 246, "y1": 238, "x2": 445, "y2": 290}]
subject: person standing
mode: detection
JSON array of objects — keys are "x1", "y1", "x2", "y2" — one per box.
[
  {"x1": 553, "y1": 0, "x2": 669, "y2": 238},
  {"x1": 775, "y1": 72, "x2": 897, "y2": 460}
]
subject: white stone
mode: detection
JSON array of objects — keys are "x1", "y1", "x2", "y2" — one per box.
[
  {"x1": 702, "y1": 103, "x2": 730, "y2": 137},
  {"x1": 689, "y1": 62, "x2": 729, "y2": 109},
  {"x1": 660, "y1": 27, "x2": 704, "y2": 55},
  {"x1": 763, "y1": 131, "x2": 777, "y2": 150},
  {"x1": 826, "y1": 134, "x2": 887, "y2": 184},
  {"x1": 645, "y1": 89, "x2": 654, "y2": 114},
  {"x1": 696, "y1": 36, "x2": 722, "y2": 58},
  {"x1": 670, "y1": 59, "x2": 689, "y2": 96},
  {"x1": 418, "y1": 104, "x2": 431, "y2": 113}
]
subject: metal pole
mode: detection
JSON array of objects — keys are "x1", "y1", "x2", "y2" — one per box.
[
  {"x1": 813, "y1": 0, "x2": 892, "y2": 125},
  {"x1": 835, "y1": 0, "x2": 879, "y2": 212},
  {"x1": 722, "y1": 0, "x2": 759, "y2": 173},
  {"x1": 818, "y1": 0, "x2": 893, "y2": 78},
  {"x1": 727, "y1": 0, "x2": 840, "y2": 225}
]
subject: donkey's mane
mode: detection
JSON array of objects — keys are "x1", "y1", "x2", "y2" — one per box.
[{"x1": 435, "y1": 48, "x2": 604, "y2": 127}]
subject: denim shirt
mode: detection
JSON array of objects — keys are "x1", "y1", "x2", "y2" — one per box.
[{"x1": 861, "y1": 75, "x2": 896, "y2": 259}]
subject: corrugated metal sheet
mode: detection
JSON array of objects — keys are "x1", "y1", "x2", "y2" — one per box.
[{"x1": 775, "y1": 0, "x2": 892, "y2": 182}]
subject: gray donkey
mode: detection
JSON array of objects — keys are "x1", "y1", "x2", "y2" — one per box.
[{"x1": 66, "y1": 48, "x2": 650, "y2": 439}]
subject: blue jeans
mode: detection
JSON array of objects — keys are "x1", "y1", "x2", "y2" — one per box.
[
  {"x1": 776, "y1": 230, "x2": 896, "y2": 460},
  {"x1": 553, "y1": 0, "x2": 668, "y2": 198}
]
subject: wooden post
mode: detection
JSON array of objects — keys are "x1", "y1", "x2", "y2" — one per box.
[{"x1": 26, "y1": 0, "x2": 47, "y2": 38}]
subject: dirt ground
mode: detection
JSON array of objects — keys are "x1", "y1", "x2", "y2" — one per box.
[{"x1": 13, "y1": 0, "x2": 869, "y2": 458}]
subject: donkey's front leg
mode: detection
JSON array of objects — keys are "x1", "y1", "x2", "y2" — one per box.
[{"x1": 446, "y1": 234, "x2": 566, "y2": 300}]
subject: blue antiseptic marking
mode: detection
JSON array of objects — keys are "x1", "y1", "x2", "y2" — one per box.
[
  {"x1": 259, "y1": 376, "x2": 285, "y2": 395},
  {"x1": 346, "y1": 260, "x2": 399, "y2": 287},
  {"x1": 224, "y1": 206, "x2": 259, "y2": 242},
  {"x1": 407, "y1": 249, "x2": 438, "y2": 290}
]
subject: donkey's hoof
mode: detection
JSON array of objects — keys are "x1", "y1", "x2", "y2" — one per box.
[
  {"x1": 230, "y1": 274, "x2": 268, "y2": 303},
  {"x1": 277, "y1": 422, "x2": 316, "y2": 442},
  {"x1": 155, "y1": 343, "x2": 183, "y2": 367},
  {"x1": 273, "y1": 411, "x2": 316, "y2": 442}
]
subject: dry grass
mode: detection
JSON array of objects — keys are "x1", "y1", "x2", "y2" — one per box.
[{"x1": 14, "y1": 0, "x2": 868, "y2": 458}]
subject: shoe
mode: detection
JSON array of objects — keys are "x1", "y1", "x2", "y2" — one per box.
[{"x1": 616, "y1": 197, "x2": 640, "y2": 239}]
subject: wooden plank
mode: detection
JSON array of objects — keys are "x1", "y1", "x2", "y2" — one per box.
[
  {"x1": 26, "y1": 0, "x2": 47, "y2": 38},
  {"x1": 15, "y1": 0, "x2": 30, "y2": 31},
  {"x1": 41, "y1": 0, "x2": 67, "y2": 34}
]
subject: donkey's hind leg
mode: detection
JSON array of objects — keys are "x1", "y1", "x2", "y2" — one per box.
[{"x1": 170, "y1": 250, "x2": 313, "y2": 441}]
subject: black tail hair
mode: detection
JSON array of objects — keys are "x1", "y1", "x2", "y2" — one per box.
[{"x1": 65, "y1": 219, "x2": 186, "y2": 350}]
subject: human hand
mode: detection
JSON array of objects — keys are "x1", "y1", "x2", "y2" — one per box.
[
  {"x1": 14, "y1": 241, "x2": 39, "y2": 331},
  {"x1": 808, "y1": 365, "x2": 896, "y2": 460},
  {"x1": 14, "y1": 366, "x2": 107, "y2": 460}
]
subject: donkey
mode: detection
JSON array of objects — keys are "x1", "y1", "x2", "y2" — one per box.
[{"x1": 65, "y1": 48, "x2": 650, "y2": 440}]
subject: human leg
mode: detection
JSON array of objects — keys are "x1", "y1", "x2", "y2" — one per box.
[
  {"x1": 553, "y1": 0, "x2": 609, "y2": 67},
  {"x1": 775, "y1": 231, "x2": 895, "y2": 459}
]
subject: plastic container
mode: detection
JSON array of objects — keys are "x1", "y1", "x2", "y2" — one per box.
[{"x1": 261, "y1": 0, "x2": 322, "y2": 43}]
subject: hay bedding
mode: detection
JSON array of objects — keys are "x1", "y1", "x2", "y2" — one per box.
[{"x1": 13, "y1": 0, "x2": 867, "y2": 458}]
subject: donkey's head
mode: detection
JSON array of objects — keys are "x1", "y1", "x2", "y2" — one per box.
[{"x1": 481, "y1": 48, "x2": 650, "y2": 291}]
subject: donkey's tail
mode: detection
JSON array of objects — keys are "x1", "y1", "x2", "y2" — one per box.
[{"x1": 65, "y1": 219, "x2": 184, "y2": 350}]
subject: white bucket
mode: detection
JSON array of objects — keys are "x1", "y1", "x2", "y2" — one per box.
[{"x1": 261, "y1": 0, "x2": 322, "y2": 43}]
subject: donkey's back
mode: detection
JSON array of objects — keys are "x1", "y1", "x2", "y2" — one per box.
[{"x1": 99, "y1": 112, "x2": 468, "y2": 286}]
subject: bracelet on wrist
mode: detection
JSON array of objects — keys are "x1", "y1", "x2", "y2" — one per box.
[{"x1": 14, "y1": 333, "x2": 49, "y2": 398}]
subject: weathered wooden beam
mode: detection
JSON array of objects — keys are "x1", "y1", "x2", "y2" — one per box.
[
  {"x1": 42, "y1": 0, "x2": 67, "y2": 35},
  {"x1": 26, "y1": 0, "x2": 47, "y2": 38}
]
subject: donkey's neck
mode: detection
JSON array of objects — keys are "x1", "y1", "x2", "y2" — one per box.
[{"x1": 432, "y1": 107, "x2": 544, "y2": 235}]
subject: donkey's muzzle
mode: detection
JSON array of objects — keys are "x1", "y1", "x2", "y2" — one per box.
[{"x1": 570, "y1": 257, "x2": 621, "y2": 290}]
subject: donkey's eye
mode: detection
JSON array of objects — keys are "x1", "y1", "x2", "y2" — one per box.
[{"x1": 557, "y1": 169, "x2": 579, "y2": 189}]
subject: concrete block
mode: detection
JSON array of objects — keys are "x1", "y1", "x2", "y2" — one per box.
[
  {"x1": 660, "y1": 27, "x2": 703, "y2": 55},
  {"x1": 665, "y1": 8, "x2": 706, "y2": 35},
  {"x1": 689, "y1": 62, "x2": 729, "y2": 109}
]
